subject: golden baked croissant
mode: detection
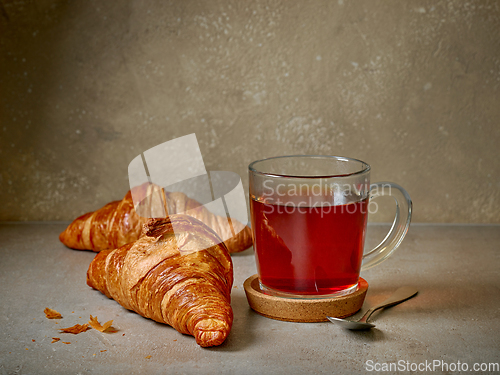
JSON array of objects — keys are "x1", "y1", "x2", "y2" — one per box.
[
  {"x1": 86, "y1": 214, "x2": 234, "y2": 347},
  {"x1": 59, "y1": 183, "x2": 252, "y2": 254}
]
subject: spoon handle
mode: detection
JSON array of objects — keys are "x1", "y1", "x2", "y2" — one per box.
[{"x1": 358, "y1": 286, "x2": 418, "y2": 323}]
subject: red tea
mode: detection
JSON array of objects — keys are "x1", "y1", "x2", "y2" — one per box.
[{"x1": 250, "y1": 197, "x2": 369, "y2": 295}]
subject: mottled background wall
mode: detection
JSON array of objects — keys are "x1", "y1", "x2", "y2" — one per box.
[{"x1": 1, "y1": 0, "x2": 499, "y2": 223}]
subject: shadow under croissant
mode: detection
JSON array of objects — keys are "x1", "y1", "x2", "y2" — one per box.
[
  {"x1": 229, "y1": 246, "x2": 254, "y2": 257},
  {"x1": 87, "y1": 289, "x2": 254, "y2": 352},
  {"x1": 89, "y1": 294, "x2": 207, "y2": 346},
  {"x1": 205, "y1": 293, "x2": 259, "y2": 352}
]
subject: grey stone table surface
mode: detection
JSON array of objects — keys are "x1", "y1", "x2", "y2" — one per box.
[{"x1": 0, "y1": 223, "x2": 499, "y2": 375}]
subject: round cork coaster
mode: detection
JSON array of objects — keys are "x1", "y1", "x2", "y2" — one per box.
[{"x1": 243, "y1": 274, "x2": 368, "y2": 323}]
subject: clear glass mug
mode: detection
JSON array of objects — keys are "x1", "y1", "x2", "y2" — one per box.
[{"x1": 249, "y1": 155, "x2": 412, "y2": 298}]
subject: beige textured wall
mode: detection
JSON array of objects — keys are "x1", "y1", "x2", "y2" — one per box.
[{"x1": 1, "y1": 0, "x2": 499, "y2": 223}]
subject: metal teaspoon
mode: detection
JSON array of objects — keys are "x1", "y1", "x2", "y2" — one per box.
[{"x1": 327, "y1": 286, "x2": 418, "y2": 330}]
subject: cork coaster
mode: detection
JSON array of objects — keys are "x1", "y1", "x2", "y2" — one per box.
[{"x1": 243, "y1": 274, "x2": 368, "y2": 322}]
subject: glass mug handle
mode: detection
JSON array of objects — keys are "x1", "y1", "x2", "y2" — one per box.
[{"x1": 361, "y1": 182, "x2": 413, "y2": 270}]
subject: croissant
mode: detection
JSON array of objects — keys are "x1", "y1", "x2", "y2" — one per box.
[
  {"x1": 59, "y1": 183, "x2": 252, "y2": 254},
  {"x1": 86, "y1": 214, "x2": 234, "y2": 347}
]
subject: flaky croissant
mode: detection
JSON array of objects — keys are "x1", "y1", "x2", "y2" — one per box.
[
  {"x1": 59, "y1": 183, "x2": 252, "y2": 254},
  {"x1": 87, "y1": 214, "x2": 234, "y2": 347}
]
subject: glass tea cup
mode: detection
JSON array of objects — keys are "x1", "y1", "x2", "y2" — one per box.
[{"x1": 249, "y1": 155, "x2": 412, "y2": 298}]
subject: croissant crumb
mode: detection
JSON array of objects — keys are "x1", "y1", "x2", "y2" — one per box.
[
  {"x1": 59, "y1": 323, "x2": 90, "y2": 334},
  {"x1": 44, "y1": 308, "x2": 62, "y2": 319}
]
